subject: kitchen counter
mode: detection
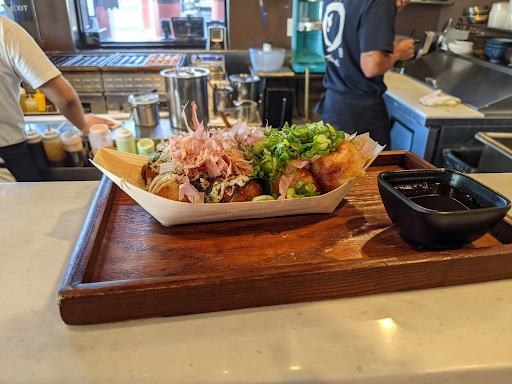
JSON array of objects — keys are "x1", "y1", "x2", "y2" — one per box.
[
  {"x1": 1, "y1": 174, "x2": 512, "y2": 383},
  {"x1": 383, "y1": 71, "x2": 512, "y2": 166},
  {"x1": 384, "y1": 72, "x2": 486, "y2": 126}
]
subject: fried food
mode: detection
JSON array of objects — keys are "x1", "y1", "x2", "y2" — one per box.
[
  {"x1": 310, "y1": 140, "x2": 365, "y2": 193},
  {"x1": 147, "y1": 173, "x2": 190, "y2": 202},
  {"x1": 208, "y1": 176, "x2": 263, "y2": 203},
  {"x1": 271, "y1": 168, "x2": 323, "y2": 196},
  {"x1": 141, "y1": 161, "x2": 158, "y2": 185},
  {"x1": 140, "y1": 104, "x2": 374, "y2": 204}
]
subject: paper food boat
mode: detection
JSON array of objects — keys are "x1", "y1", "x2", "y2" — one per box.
[{"x1": 91, "y1": 133, "x2": 384, "y2": 227}]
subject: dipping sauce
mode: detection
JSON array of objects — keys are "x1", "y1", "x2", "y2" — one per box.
[{"x1": 396, "y1": 182, "x2": 484, "y2": 212}]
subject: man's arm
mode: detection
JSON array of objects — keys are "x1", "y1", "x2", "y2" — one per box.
[
  {"x1": 39, "y1": 75, "x2": 89, "y2": 132},
  {"x1": 359, "y1": 0, "x2": 413, "y2": 78},
  {"x1": 39, "y1": 76, "x2": 117, "y2": 134},
  {"x1": 360, "y1": 39, "x2": 414, "y2": 78}
]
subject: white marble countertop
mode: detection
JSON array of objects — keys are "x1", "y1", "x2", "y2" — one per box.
[
  {"x1": 384, "y1": 72, "x2": 486, "y2": 124},
  {"x1": 1, "y1": 177, "x2": 512, "y2": 384}
]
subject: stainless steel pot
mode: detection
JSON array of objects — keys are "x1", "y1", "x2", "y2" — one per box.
[
  {"x1": 128, "y1": 92, "x2": 160, "y2": 127},
  {"x1": 229, "y1": 74, "x2": 260, "y2": 103},
  {"x1": 160, "y1": 66, "x2": 210, "y2": 130}
]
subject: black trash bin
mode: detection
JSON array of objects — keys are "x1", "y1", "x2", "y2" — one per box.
[{"x1": 442, "y1": 148, "x2": 482, "y2": 174}]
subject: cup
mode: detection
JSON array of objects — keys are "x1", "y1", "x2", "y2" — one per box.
[{"x1": 488, "y1": 2, "x2": 509, "y2": 28}]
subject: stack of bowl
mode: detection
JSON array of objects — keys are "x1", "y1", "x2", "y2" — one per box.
[
  {"x1": 485, "y1": 38, "x2": 512, "y2": 64},
  {"x1": 448, "y1": 40, "x2": 474, "y2": 55},
  {"x1": 463, "y1": 6, "x2": 490, "y2": 24},
  {"x1": 469, "y1": 29, "x2": 489, "y2": 58},
  {"x1": 506, "y1": 46, "x2": 512, "y2": 66},
  {"x1": 471, "y1": 36, "x2": 488, "y2": 58}
]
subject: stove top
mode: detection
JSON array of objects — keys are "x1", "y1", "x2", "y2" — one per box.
[
  {"x1": 49, "y1": 54, "x2": 117, "y2": 67},
  {"x1": 48, "y1": 52, "x2": 184, "y2": 69},
  {"x1": 104, "y1": 53, "x2": 184, "y2": 68}
]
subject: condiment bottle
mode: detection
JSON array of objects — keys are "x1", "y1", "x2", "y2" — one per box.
[
  {"x1": 26, "y1": 128, "x2": 48, "y2": 169},
  {"x1": 34, "y1": 89, "x2": 47, "y2": 112},
  {"x1": 61, "y1": 129, "x2": 86, "y2": 167},
  {"x1": 114, "y1": 128, "x2": 137, "y2": 154},
  {"x1": 19, "y1": 87, "x2": 27, "y2": 112},
  {"x1": 137, "y1": 138, "x2": 156, "y2": 157},
  {"x1": 42, "y1": 126, "x2": 67, "y2": 167},
  {"x1": 24, "y1": 94, "x2": 38, "y2": 112},
  {"x1": 88, "y1": 124, "x2": 114, "y2": 157}
]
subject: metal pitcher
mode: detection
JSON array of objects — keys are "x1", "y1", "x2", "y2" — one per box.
[
  {"x1": 213, "y1": 86, "x2": 233, "y2": 116},
  {"x1": 160, "y1": 66, "x2": 210, "y2": 130}
]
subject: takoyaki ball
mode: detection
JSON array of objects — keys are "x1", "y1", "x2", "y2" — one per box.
[
  {"x1": 310, "y1": 140, "x2": 365, "y2": 193},
  {"x1": 141, "y1": 161, "x2": 159, "y2": 184},
  {"x1": 270, "y1": 168, "x2": 323, "y2": 195},
  {"x1": 231, "y1": 180, "x2": 263, "y2": 202},
  {"x1": 208, "y1": 177, "x2": 263, "y2": 203},
  {"x1": 154, "y1": 180, "x2": 190, "y2": 202}
]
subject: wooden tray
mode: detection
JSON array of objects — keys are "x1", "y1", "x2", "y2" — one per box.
[{"x1": 59, "y1": 151, "x2": 512, "y2": 325}]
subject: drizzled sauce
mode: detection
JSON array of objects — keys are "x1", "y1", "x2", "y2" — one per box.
[{"x1": 395, "y1": 182, "x2": 484, "y2": 212}]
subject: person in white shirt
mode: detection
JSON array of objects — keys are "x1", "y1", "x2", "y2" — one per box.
[{"x1": 0, "y1": 15, "x2": 115, "y2": 181}]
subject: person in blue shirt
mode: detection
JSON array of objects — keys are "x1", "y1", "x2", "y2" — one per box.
[{"x1": 315, "y1": 0, "x2": 414, "y2": 146}]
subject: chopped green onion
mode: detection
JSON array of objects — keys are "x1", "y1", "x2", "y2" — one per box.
[
  {"x1": 252, "y1": 195, "x2": 275, "y2": 202},
  {"x1": 246, "y1": 121, "x2": 346, "y2": 182}
]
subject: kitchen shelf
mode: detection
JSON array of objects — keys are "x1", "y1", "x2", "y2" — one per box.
[{"x1": 470, "y1": 25, "x2": 512, "y2": 36}]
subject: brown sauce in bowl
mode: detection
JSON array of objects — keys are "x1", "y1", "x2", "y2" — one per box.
[{"x1": 396, "y1": 182, "x2": 484, "y2": 212}]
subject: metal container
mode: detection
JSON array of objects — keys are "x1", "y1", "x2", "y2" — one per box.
[
  {"x1": 236, "y1": 100, "x2": 262, "y2": 126},
  {"x1": 128, "y1": 92, "x2": 160, "y2": 127},
  {"x1": 213, "y1": 86, "x2": 233, "y2": 116},
  {"x1": 475, "y1": 132, "x2": 512, "y2": 172},
  {"x1": 160, "y1": 67, "x2": 209, "y2": 130},
  {"x1": 463, "y1": 6, "x2": 490, "y2": 15},
  {"x1": 229, "y1": 74, "x2": 260, "y2": 103}
]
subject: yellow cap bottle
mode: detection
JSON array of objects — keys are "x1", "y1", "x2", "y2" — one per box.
[
  {"x1": 34, "y1": 89, "x2": 47, "y2": 112},
  {"x1": 19, "y1": 87, "x2": 27, "y2": 112}
]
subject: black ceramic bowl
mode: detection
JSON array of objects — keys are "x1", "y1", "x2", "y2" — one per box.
[{"x1": 377, "y1": 169, "x2": 511, "y2": 249}]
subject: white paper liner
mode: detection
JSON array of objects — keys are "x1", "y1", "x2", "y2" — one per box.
[{"x1": 91, "y1": 134, "x2": 384, "y2": 227}]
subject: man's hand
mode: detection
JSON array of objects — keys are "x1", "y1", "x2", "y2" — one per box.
[
  {"x1": 397, "y1": 0, "x2": 411, "y2": 12},
  {"x1": 394, "y1": 39, "x2": 415, "y2": 61},
  {"x1": 83, "y1": 114, "x2": 121, "y2": 134}
]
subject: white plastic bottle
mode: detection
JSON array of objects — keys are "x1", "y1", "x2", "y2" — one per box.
[
  {"x1": 115, "y1": 128, "x2": 137, "y2": 154},
  {"x1": 24, "y1": 94, "x2": 38, "y2": 112},
  {"x1": 88, "y1": 124, "x2": 114, "y2": 156},
  {"x1": 19, "y1": 87, "x2": 27, "y2": 112}
]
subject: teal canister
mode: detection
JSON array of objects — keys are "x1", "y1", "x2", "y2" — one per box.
[{"x1": 115, "y1": 128, "x2": 137, "y2": 154}]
